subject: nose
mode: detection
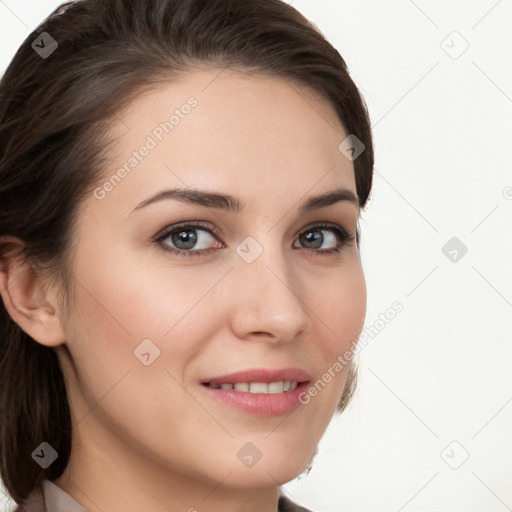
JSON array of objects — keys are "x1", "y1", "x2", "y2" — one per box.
[{"x1": 229, "y1": 239, "x2": 311, "y2": 344}]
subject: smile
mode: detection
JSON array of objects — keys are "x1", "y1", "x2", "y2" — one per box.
[{"x1": 203, "y1": 381, "x2": 299, "y2": 393}]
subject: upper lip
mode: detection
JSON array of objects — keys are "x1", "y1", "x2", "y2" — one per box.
[{"x1": 201, "y1": 367, "x2": 312, "y2": 385}]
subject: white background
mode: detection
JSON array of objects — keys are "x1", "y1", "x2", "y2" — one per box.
[{"x1": 1, "y1": 1, "x2": 511, "y2": 511}]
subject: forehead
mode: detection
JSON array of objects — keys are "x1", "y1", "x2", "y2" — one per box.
[{"x1": 93, "y1": 68, "x2": 356, "y2": 216}]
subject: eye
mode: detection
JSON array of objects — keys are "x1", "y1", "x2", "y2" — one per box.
[
  {"x1": 293, "y1": 222, "x2": 355, "y2": 256},
  {"x1": 155, "y1": 221, "x2": 222, "y2": 257},
  {"x1": 154, "y1": 221, "x2": 355, "y2": 258}
]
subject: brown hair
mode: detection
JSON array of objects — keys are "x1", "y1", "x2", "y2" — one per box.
[{"x1": 0, "y1": 0, "x2": 373, "y2": 504}]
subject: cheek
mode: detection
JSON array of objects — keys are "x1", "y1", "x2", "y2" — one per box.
[
  {"x1": 316, "y1": 259, "x2": 367, "y2": 355},
  {"x1": 62, "y1": 248, "x2": 215, "y2": 456},
  {"x1": 64, "y1": 242, "x2": 229, "y2": 398},
  {"x1": 70, "y1": 238, "x2": 215, "y2": 341},
  {"x1": 304, "y1": 259, "x2": 366, "y2": 405}
]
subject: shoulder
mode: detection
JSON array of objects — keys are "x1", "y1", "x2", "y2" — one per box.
[{"x1": 278, "y1": 494, "x2": 315, "y2": 512}]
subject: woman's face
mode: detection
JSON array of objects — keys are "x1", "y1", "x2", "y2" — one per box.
[{"x1": 55, "y1": 68, "x2": 366, "y2": 494}]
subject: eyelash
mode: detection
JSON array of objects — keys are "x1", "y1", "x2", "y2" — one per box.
[{"x1": 154, "y1": 220, "x2": 356, "y2": 258}]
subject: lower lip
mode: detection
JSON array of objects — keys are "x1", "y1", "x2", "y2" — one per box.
[{"x1": 200, "y1": 382, "x2": 309, "y2": 416}]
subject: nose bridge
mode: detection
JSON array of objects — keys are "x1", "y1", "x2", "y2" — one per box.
[{"x1": 229, "y1": 232, "x2": 310, "y2": 340}]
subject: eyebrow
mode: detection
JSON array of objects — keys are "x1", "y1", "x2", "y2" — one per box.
[{"x1": 130, "y1": 186, "x2": 359, "y2": 216}]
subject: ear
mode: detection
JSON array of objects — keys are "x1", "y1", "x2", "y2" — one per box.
[{"x1": 0, "y1": 235, "x2": 67, "y2": 347}]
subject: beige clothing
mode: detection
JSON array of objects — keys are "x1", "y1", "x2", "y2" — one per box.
[
  {"x1": 14, "y1": 479, "x2": 313, "y2": 511},
  {"x1": 14, "y1": 480, "x2": 87, "y2": 512}
]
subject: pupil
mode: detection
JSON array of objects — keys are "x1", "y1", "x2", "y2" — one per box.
[
  {"x1": 173, "y1": 229, "x2": 197, "y2": 249},
  {"x1": 302, "y1": 230, "x2": 322, "y2": 249}
]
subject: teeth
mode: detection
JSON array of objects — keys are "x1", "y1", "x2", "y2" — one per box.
[
  {"x1": 207, "y1": 381, "x2": 299, "y2": 393},
  {"x1": 249, "y1": 382, "x2": 268, "y2": 393}
]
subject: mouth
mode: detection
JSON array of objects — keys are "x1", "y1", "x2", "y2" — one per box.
[
  {"x1": 199, "y1": 368, "x2": 312, "y2": 416},
  {"x1": 201, "y1": 380, "x2": 300, "y2": 393}
]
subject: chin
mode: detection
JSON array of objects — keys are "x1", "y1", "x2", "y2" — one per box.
[
  {"x1": 219, "y1": 463, "x2": 311, "y2": 490},
  {"x1": 205, "y1": 440, "x2": 317, "y2": 489}
]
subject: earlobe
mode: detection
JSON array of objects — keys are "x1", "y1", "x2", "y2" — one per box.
[{"x1": 0, "y1": 235, "x2": 67, "y2": 347}]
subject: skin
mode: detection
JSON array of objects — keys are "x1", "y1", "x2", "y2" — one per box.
[{"x1": 0, "y1": 68, "x2": 366, "y2": 512}]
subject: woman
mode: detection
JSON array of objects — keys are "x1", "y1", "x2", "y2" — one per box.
[{"x1": 0, "y1": 0, "x2": 374, "y2": 510}]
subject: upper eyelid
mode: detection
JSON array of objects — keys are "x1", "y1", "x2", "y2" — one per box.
[{"x1": 155, "y1": 220, "x2": 220, "y2": 241}]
